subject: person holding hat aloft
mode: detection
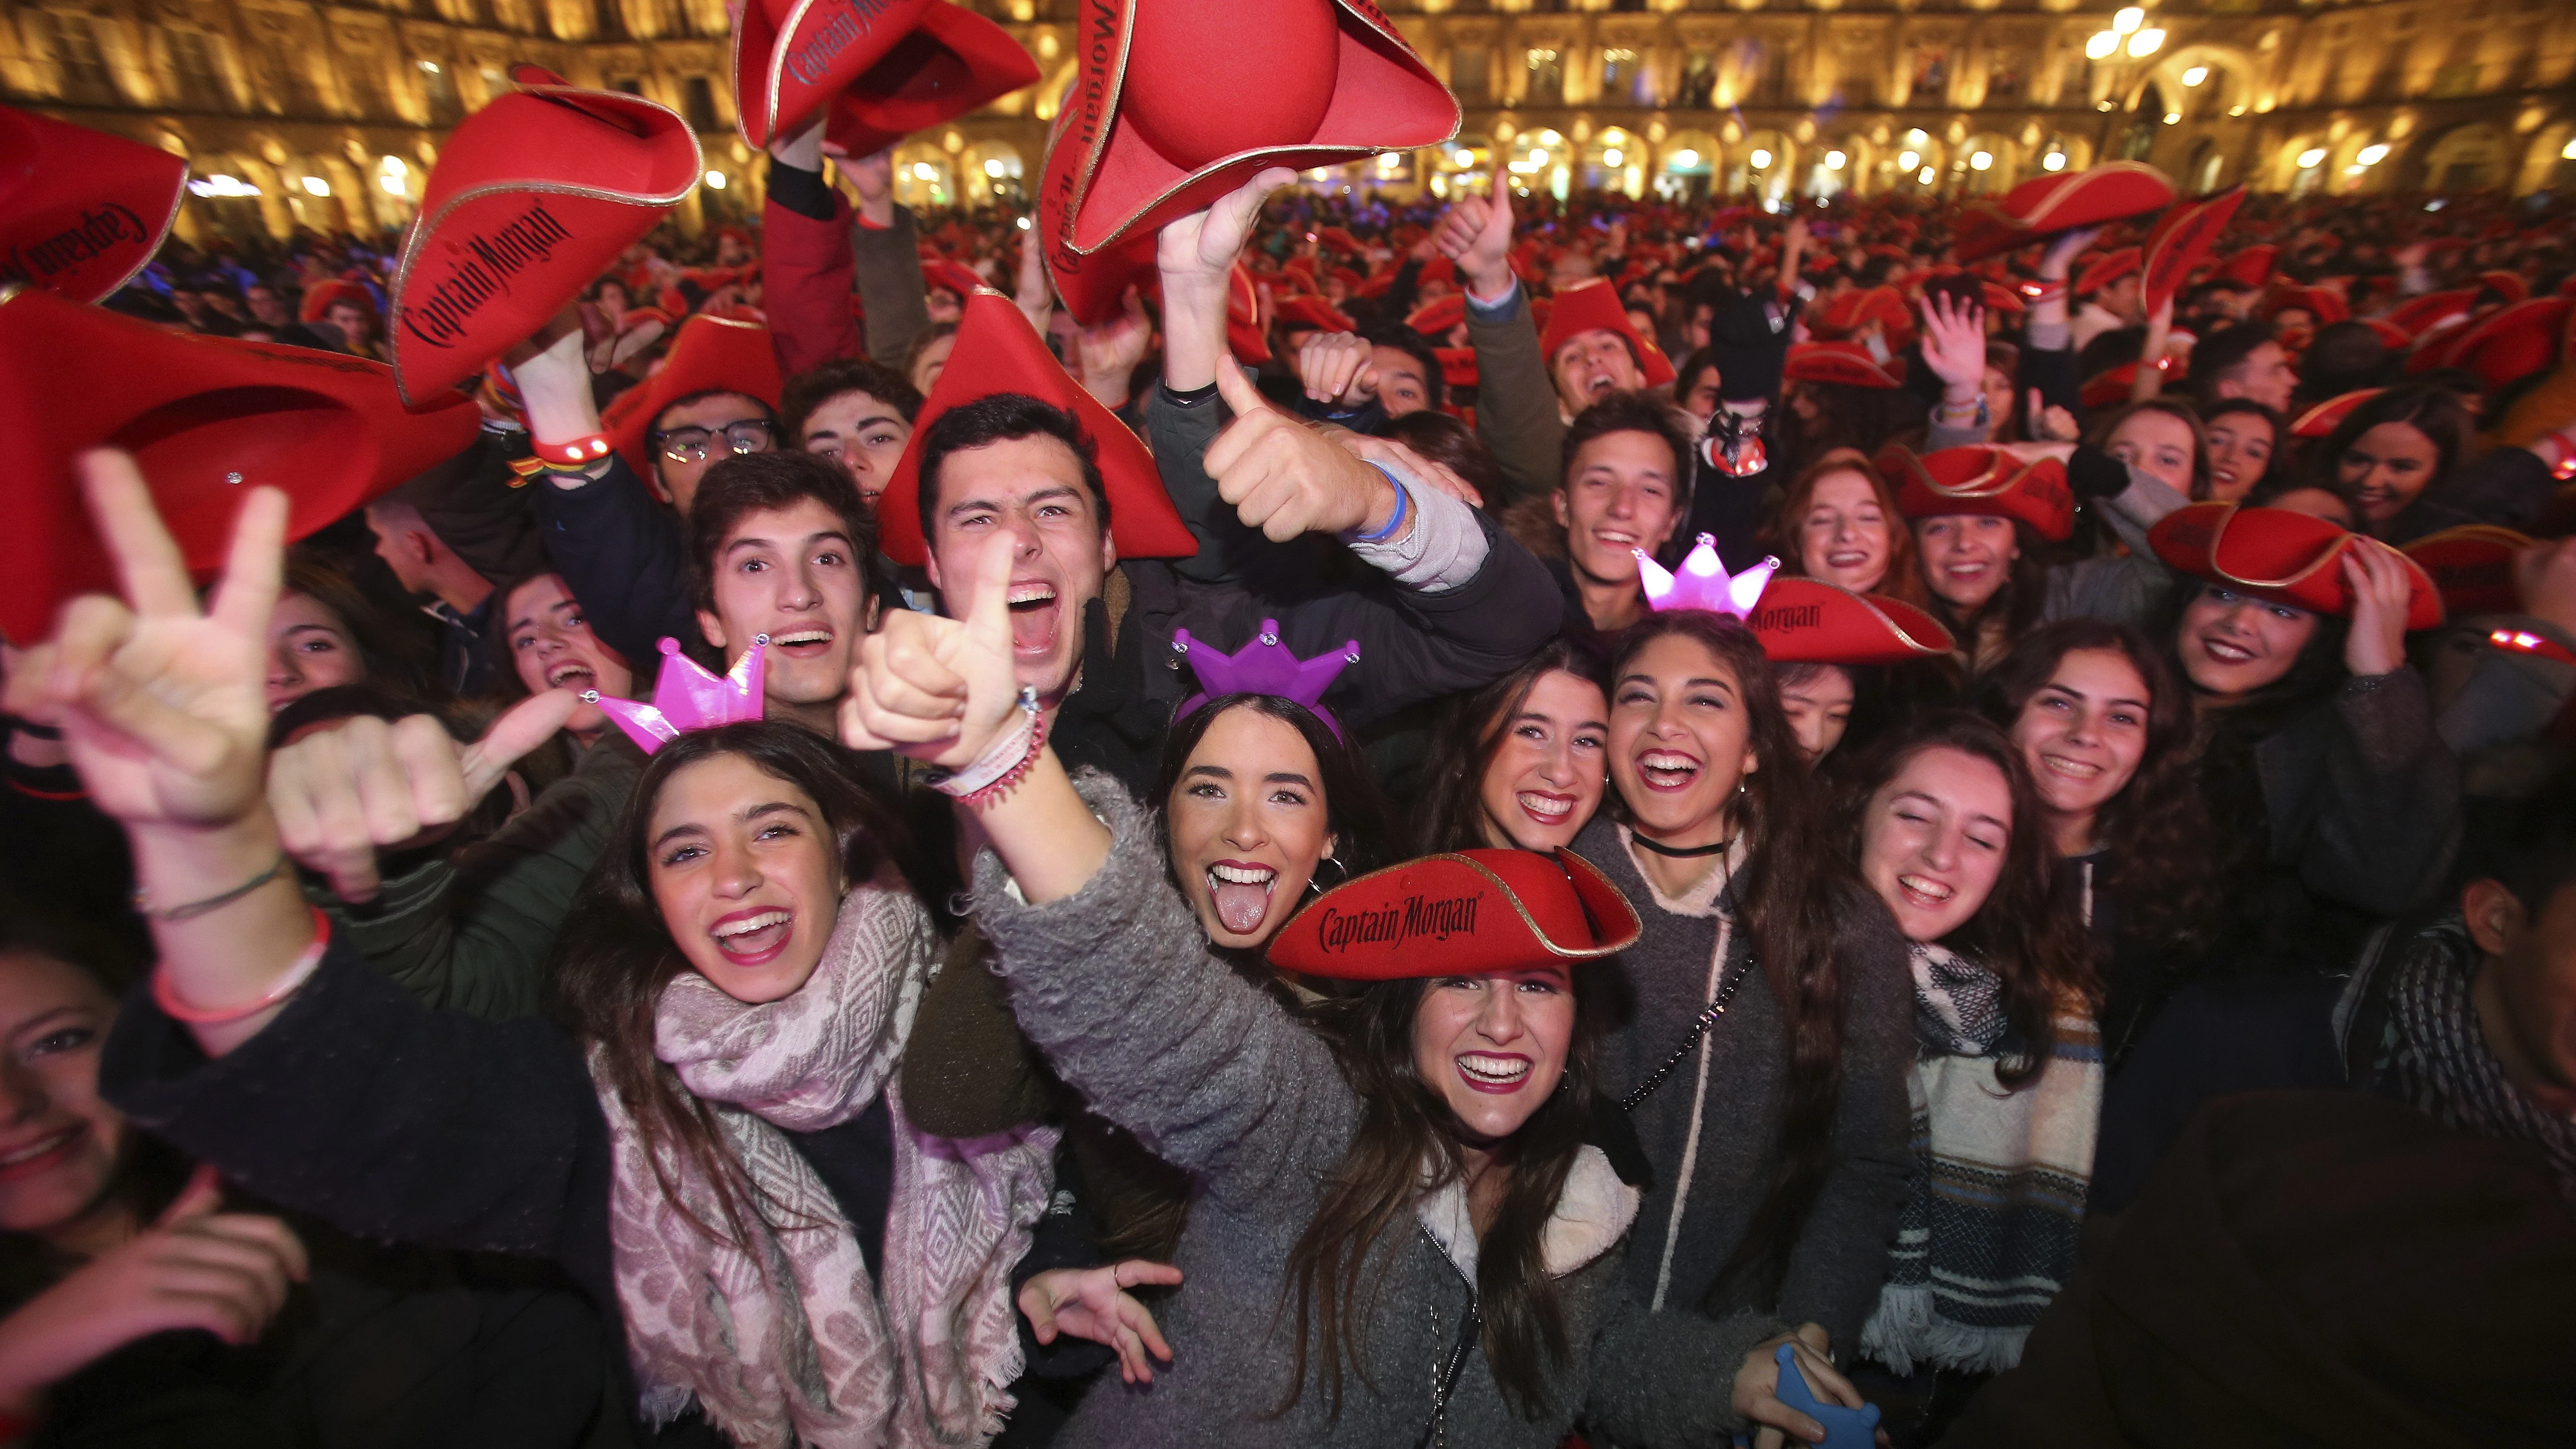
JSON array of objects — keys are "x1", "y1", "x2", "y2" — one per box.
[
  {"x1": 1562, "y1": 572, "x2": 1916, "y2": 1380},
  {"x1": 26, "y1": 456, "x2": 1140, "y2": 1449},
  {"x1": 839, "y1": 527, "x2": 1876, "y2": 1449}
]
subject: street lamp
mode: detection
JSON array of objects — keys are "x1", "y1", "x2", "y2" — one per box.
[
  {"x1": 2297, "y1": 147, "x2": 2328, "y2": 168},
  {"x1": 2113, "y1": 7, "x2": 2145, "y2": 34},
  {"x1": 1750, "y1": 148, "x2": 1772, "y2": 168},
  {"x1": 2356, "y1": 143, "x2": 2390, "y2": 165},
  {"x1": 2128, "y1": 28, "x2": 2164, "y2": 58},
  {"x1": 2085, "y1": 30, "x2": 2119, "y2": 60}
]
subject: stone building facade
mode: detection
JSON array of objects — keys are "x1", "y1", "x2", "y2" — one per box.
[{"x1": 4, "y1": 0, "x2": 2571, "y2": 246}]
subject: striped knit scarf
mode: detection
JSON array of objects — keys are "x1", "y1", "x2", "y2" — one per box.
[
  {"x1": 1861, "y1": 942, "x2": 2103, "y2": 1375},
  {"x1": 2374, "y1": 917, "x2": 2576, "y2": 1202}
]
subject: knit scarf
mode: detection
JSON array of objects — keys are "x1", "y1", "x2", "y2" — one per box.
[
  {"x1": 2376, "y1": 916, "x2": 2576, "y2": 1202},
  {"x1": 1861, "y1": 941, "x2": 2102, "y2": 1376},
  {"x1": 593, "y1": 881, "x2": 1060, "y2": 1449}
]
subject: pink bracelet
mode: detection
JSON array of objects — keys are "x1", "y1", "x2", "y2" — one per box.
[
  {"x1": 931, "y1": 692, "x2": 1047, "y2": 807},
  {"x1": 152, "y1": 909, "x2": 331, "y2": 1024}
]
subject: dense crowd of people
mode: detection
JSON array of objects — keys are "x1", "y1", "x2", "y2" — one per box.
[{"x1": 5, "y1": 28, "x2": 2576, "y2": 1448}]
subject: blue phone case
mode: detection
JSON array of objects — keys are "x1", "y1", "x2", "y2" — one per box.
[{"x1": 1771, "y1": 1342, "x2": 1881, "y2": 1449}]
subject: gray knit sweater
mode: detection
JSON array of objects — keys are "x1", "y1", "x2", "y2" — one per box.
[
  {"x1": 973, "y1": 779, "x2": 1773, "y2": 1449},
  {"x1": 1571, "y1": 816, "x2": 1915, "y2": 1353}
]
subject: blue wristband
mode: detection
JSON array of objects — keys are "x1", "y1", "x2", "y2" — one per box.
[{"x1": 1350, "y1": 465, "x2": 1410, "y2": 544}]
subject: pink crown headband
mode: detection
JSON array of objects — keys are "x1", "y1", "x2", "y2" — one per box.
[
  {"x1": 1171, "y1": 619, "x2": 1360, "y2": 740},
  {"x1": 1636, "y1": 535, "x2": 1779, "y2": 619},
  {"x1": 587, "y1": 636, "x2": 768, "y2": 753}
]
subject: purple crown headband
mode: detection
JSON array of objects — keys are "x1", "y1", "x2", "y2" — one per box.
[
  {"x1": 1171, "y1": 619, "x2": 1360, "y2": 740},
  {"x1": 587, "y1": 636, "x2": 768, "y2": 754},
  {"x1": 1636, "y1": 534, "x2": 1779, "y2": 620}
]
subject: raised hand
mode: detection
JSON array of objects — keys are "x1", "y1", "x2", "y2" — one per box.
[
  {"x1": 1017, "y1": 1260, "x2": 1184, "y2": 1385},
  {"x1": 844, "y1": 146, "x2": 895, "y2": 226},
  {"x1": 2342, "y1": 540, "x2": 2415, "y2": 679},
  {"x1": 1918, "y1": 292, "x2": 1988, "y2": 402},
  {"x1": 2039, "y1": 224, "x2": 2103, "y2": 281},
  {"x1": 267, "y1": 690, "x2": 581, "y2": 902},
  {"x1": 0, "y1": 1166, "x2": 309, "y2": 1411},
  {"x1": 1294, "y1": 330, "x2": 1378, "y2": 408},
  {"x1": 2026, "y1": 389, "x2": 2081, "y2": 443},
  {"x1": 1072, "y1": 286, "x2": 1153, "y2": 409},
  {"x1": 841, "y1": 530, "x2": 1020, "y2": 769},
  {"x1": 1205, "y1": 359, "x2": 1403, "y2": 543},
  {"x1": 1157, "y1": 167, "x2": 1296, "y2": 392},
  {"x1": 1433, "y1": 164, "x2": 1516, "y2": 300},
  {"x1": 1013, "y1": 216, "x2": 1053, "y2": 337},
  {"x1": 4, "y1": 452, "x2": 281, "y2": 835}
]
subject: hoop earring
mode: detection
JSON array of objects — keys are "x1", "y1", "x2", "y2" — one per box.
[{"x1": 1307, "y1": 854, "x2": 1350, "y2": 895}]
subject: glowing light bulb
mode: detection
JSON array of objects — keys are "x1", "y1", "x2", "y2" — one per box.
[
  {"x1": 2356, "y1": 143, "x2": 2389, "y2": 165},
  {"x1": 2085, "y1": 31, "x2": 2119, "y2": 61},
  {"x1": 1970, "y1": 151, "x2": 1993, "y2": 170},
  {"x1": 2042, "y1": 152, "x2": 2066, "y2": 171},
  {"x1": 1898, "y1": 150, "x2": 1920, "y2": 170},
  {"x1": 1919, "y1": 166, "x2": 1936, "y2": 184},
  {"x1": 704, "y1": 169, "x2": 726, "y2": 189},
  {"x1": 2182, "y1": 66, "x2": 2208, "y2": 86},
  {"x1": 1453, "y1": 148, "x2": 1473, "y2": 166},
  {"x1": 1750, "y1": 148, "x2": 1772, "y2": 168},
  {"x1": 1671, "y1": 149, "x2": 1698, "y2": 168},
  {"x1": 984, "y1": 158, "x2": 1005, "y2": 177},
  {"x1": 912, "y1": 162, "x2": 938, "y2": 180},
  {"x1": 1826, "y1": 150, "x2": 1846, "y2": 169},
  {"x1": 2128, "y1": 28, "x2": 2164, "y2": 57},
  {"x1": 300, "y1": 175, "x2": 329, "y2": 197},
  {"x1": 1603, "y1": 148, "x2": 1622, "y2": 165},
  {"x1": 2298, "y1": 147, "x2": 2328, "y2": 168},
  {"x1": 2113, "y1": 7, "x2": 2144, "y2": 34}
]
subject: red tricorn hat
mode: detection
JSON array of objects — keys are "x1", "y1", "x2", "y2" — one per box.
[
  {"x1": 1038, "y1": 0, "x2": 1458, "y2": 323},
  {"x1": 2263, "y1": 285, "x2": 2345, "y2": 326},
  {"x1": 1274, "y1": 294, "x2": 1355, "y2": 333},
  {"x1": 389, "y1": 66, "x2": 699, "y2": 407},
  {"x1": 2288, "y1": 387, "x2": 2381, "y2": 439},
  {"x1": 1749, "y1": 575, "x2": 1953, "y2": 665},
  {"x1": 1952, "y1": 161, "x2": 2174, "y2": 263},
  {"x1": 821, "y1": 1, "x2": 1040, "y2": 159},
  {"x1": 1404, "y1": 293, "x2": 1465, "y2": 337},
  {"x1": 1880, "y1": 443, "x2": 2076, "y2": 543},
  {"x1": 1980, "y1": 280, "x2": 2026, "y2": 315},
  {"x1": 599, "y1": 314, "x2": 784, "y2": 479},
  {"x1": 878, "y1": 288, "x2": 1196, "y2": 568},
  {"x1": 0, "y1": 106, "x2": 187, "y2": 304},
  {"x1": 299, "y1": 278, "x2": 376, "y2": 324},
  {"x1": 2387, "y1": 287, "x2": 2478, "y2": 338},
  {"x1": 2080, "y1": 360, "x2": 2155, "y2": 410},
  {"x1": 2211, "y1": 244, "x2": 2277, "y2": 289},
  {"x1": 1539, "y1": 278, "x2": 1675, "y2": 388},
  {"x1": 924, "y1": 258, "x2": 986, "y2": 301},
  {"x1": 2074, "y1": 246, "x2": 2141, "y2": 298},
  {"x1": 2141, "y1": 186, "x2": 2246, "y2": 316},
  {"x1": 1226, "y1": 260, "x2": 1270, "y2": 364},
  {"x1": 2149, "y1": 501, "x2": 2442, "y2": 630},
  {"x1": 0, "y1": 285, "x2": 480, "y2": 643},
  {"x1": 1266, "y1": 848, "x2": 1640, "y2": 981},
  {"x1": 1435, "y1": 346, "x2": 1477, "y2": 391},
  {"x1": 2428, "y1": 296, "x2": 2569, "y2": 392},
  {"x1": 732, "y1": 0, "x2": 932, "y2": 150},
  {"x1": 2477, "y1": 270, "x2": 2529, "y2": 306},
  {"x1": 2359, "y1": 318, "x2": 2412, "y2": 351},
  {"x1": 1785, "y1": 342, "x2": 1905, "y2": 391},
  {"x1": 1816, "y1": 284, "x2": 1910, "y2": 339},
  {"x1": 2402, "y1": 524, "x2": 2531, "y2": 618}
]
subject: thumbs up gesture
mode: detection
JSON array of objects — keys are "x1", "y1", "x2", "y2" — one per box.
[
  {"x1": 1204, "y1": 359, "x2": 1405, "y2": 544},
  {"x1": 842, "y1": 530, "x2": 1023, "y2": 769}
]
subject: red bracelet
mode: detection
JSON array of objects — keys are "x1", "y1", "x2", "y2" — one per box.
[
  {"x1": 152, "y1": 909, "x2": 331, "y2": 1024},
  {"x1": 531, "y1": 432, "x2": 614, "y2": 468},
  {"x1": 2490, "y1": 628, "x2": 2576, "y2": 668}
]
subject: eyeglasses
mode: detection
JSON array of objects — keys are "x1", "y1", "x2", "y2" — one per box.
[{"x1": 654, "y1": 418, "x2": 776, "y2": 464}]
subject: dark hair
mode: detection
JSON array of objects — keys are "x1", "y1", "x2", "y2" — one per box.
[
  {"x1": 1606, "y1": 610, "x2": 1855, "y2": 1308},
  {"x1": 2306, "y1": 383, "x2": 2470, "y2": 521},
  {"x1": 1978, "y1": 620, "x2": 2219, "y2": 955},
  {"x1": 280, "y1": 548, "x2": 433, "y2": 703},
  {"x1": 2188, "y1": 321, "x2": 2277, "y2": 408},
  {"x1": 1833, "y1": 712, "x2": 2092, "y2": 1085},
  {"x1": 1779, "y1": 381, "x2": 1928, "y2": 475},
  {"x1": 2086, "y1": 397, "x2": 2211, "y2": 499},
  {"x1": 2198, "y1": 399, "x2": 2285, "y2": 499},
  {"x1": 1560, "y1": 390, "x2": 1694, "y2": 518},
  {"x1": 1381, "y1": 410, "x2": 1503, "y2": 508},
  {"x1": 778, "y1": 358, "x2": 924, "y2": 447},
  {"x1": 911, "y1": 393, "x2": 1110, "y2": 552},
  {"x1": 1151, "y1": 693, "x2": 1397, "y2": 889},
  {"x1": 1910, "y1": 516, "x2": 2049, "y2": 675},
  {"x1": 651, "y1": 387, "x2": 780, "y2": 438},
  {"x1": 548, "y1": 723, "x2": 903, "y2": 1247},
  {"x1": 686, "y1": 449, "x2": 885, "y2": 613},
  {"x1": 2478, "y1": 765, "x2": 2576, "y2": 919},
  {"x1": 1359, "y1": 324, "x2": 1447, "y2": 414},
  {"x1": 1415, "y1": 638, "x2": 1612, "y2": 853},
  {"x1": 1283, "y1": 971, "x2": 1606, "y2": 1421},
  {"x1": 2299, "y1": 321, "x2": 2394, "y2": 402},
  {"x1": 1673, "y1": 345, "x2": 1722, "y2": 400}
]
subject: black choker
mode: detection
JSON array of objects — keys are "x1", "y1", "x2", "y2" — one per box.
[{"x1": 1629, "y1": 833, "x2": 1734, "y2": 859}]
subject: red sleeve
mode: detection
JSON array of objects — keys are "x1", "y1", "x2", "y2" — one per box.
[{"x1": 762, "y1": 191, "x2": 860, "y2": 379}]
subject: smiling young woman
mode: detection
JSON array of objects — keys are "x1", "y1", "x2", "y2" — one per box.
[
  {"x1": 1762, "y1": 452, "x2": 1925, "y2": 606},
  {"x1": 1572, "y1": 608, "x2": 1914, "y2": 1360},
  {"x1": 1416, "y1": 638, "x2": 1614, "y2": 855}
]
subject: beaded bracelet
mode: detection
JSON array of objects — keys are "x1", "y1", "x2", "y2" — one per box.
[
  {"x1": 930, "y1": 688, "x2": 1046, "y2": 806},
  {"x1": 152, "y1": 908, "x2": 331, "y2": 1025}
]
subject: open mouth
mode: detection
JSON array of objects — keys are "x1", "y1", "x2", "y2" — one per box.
[
  {"x1": 1516, "y1": 791, "x2": 1576, "y2": 827},
  {"x1": 1207, "y1": 860, "x2": 1278, "y2": 937},
  {"x1": 1943, "y1": 559, "x2": 1993, "y2": 582},
  {"x1": 709, "y1": 907, "x2": 794, "y2": 966},
  {"x1": 1896, "y1": 873, "x2": 1956, "y2": 911},
  {"x1": 1456, "y1": 1052, "x2": 1533, "y2": 1093},
  {"x1": 770, "y1": 629, "x2": 833, "y2": 658},
  {"x1": 546, "y1": 661, "x2": 597, "y2": 690},
  {"x1": 1007, "y1": 581, "x2": 1061, "y2": 658},
  {"x1": 2040, "y1": 753, "x2": 2105, "y2": 782},
  {"x1": 0, "y1": 1125, "x2": 82, "y2": 1181},
  {"x1": 2199, "y1": 633, "x2": 2255, "y2": 666},
  {"x1": 1826, "y1": 549, "x2": 1872, "y2": 570},
  {"x1": 1636, "y1": 749, "x2": 1701, "y2": 792}
]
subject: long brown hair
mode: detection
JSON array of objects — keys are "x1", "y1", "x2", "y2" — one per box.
[
  {"x1": 1979, "y1": 619, "x2": 2220, "y2": 956},
  {"x1": 1832, "y1": 712, "x2": 2093, "y2": 1085},
  {"x1": 1281, "y1": 972, "x2": 1606, "y2": 1422},
  {"x1": 1606, "y1": 610, "x2": 1857, "y2": 1311},
  {"x1": 547, "y1": 722, "x2": 904, "y2": 1248},
  {"x1": 2085, "y1": 397, "x2": 2211, "y2": 500},
  {"x1": 1760, "y1": 451, "x2": 1928, "y2": 608},
  {"x1": 1415, "y1": 638, "x2": 1612, "y2": 854}
]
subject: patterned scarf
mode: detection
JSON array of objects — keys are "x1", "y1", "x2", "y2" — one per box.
[
  {"x1": 594, "y1": 881, "x2": 1060, "y2": 1449},
  {"x1": 2376, "y1": 917, "x2": 2576, "y2": 1202},
  {"x1": 1862, "y1": 942, "x2": 2101, "y2": 1375}
]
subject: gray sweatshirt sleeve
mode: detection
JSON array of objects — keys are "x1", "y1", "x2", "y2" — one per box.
[
  {"x1": 1583, "y1": 1293, "x2": 1778, "y2": 1444},
  {"x1": 972, "y1": 774, "x2": 1356, "y2": 1217}
]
